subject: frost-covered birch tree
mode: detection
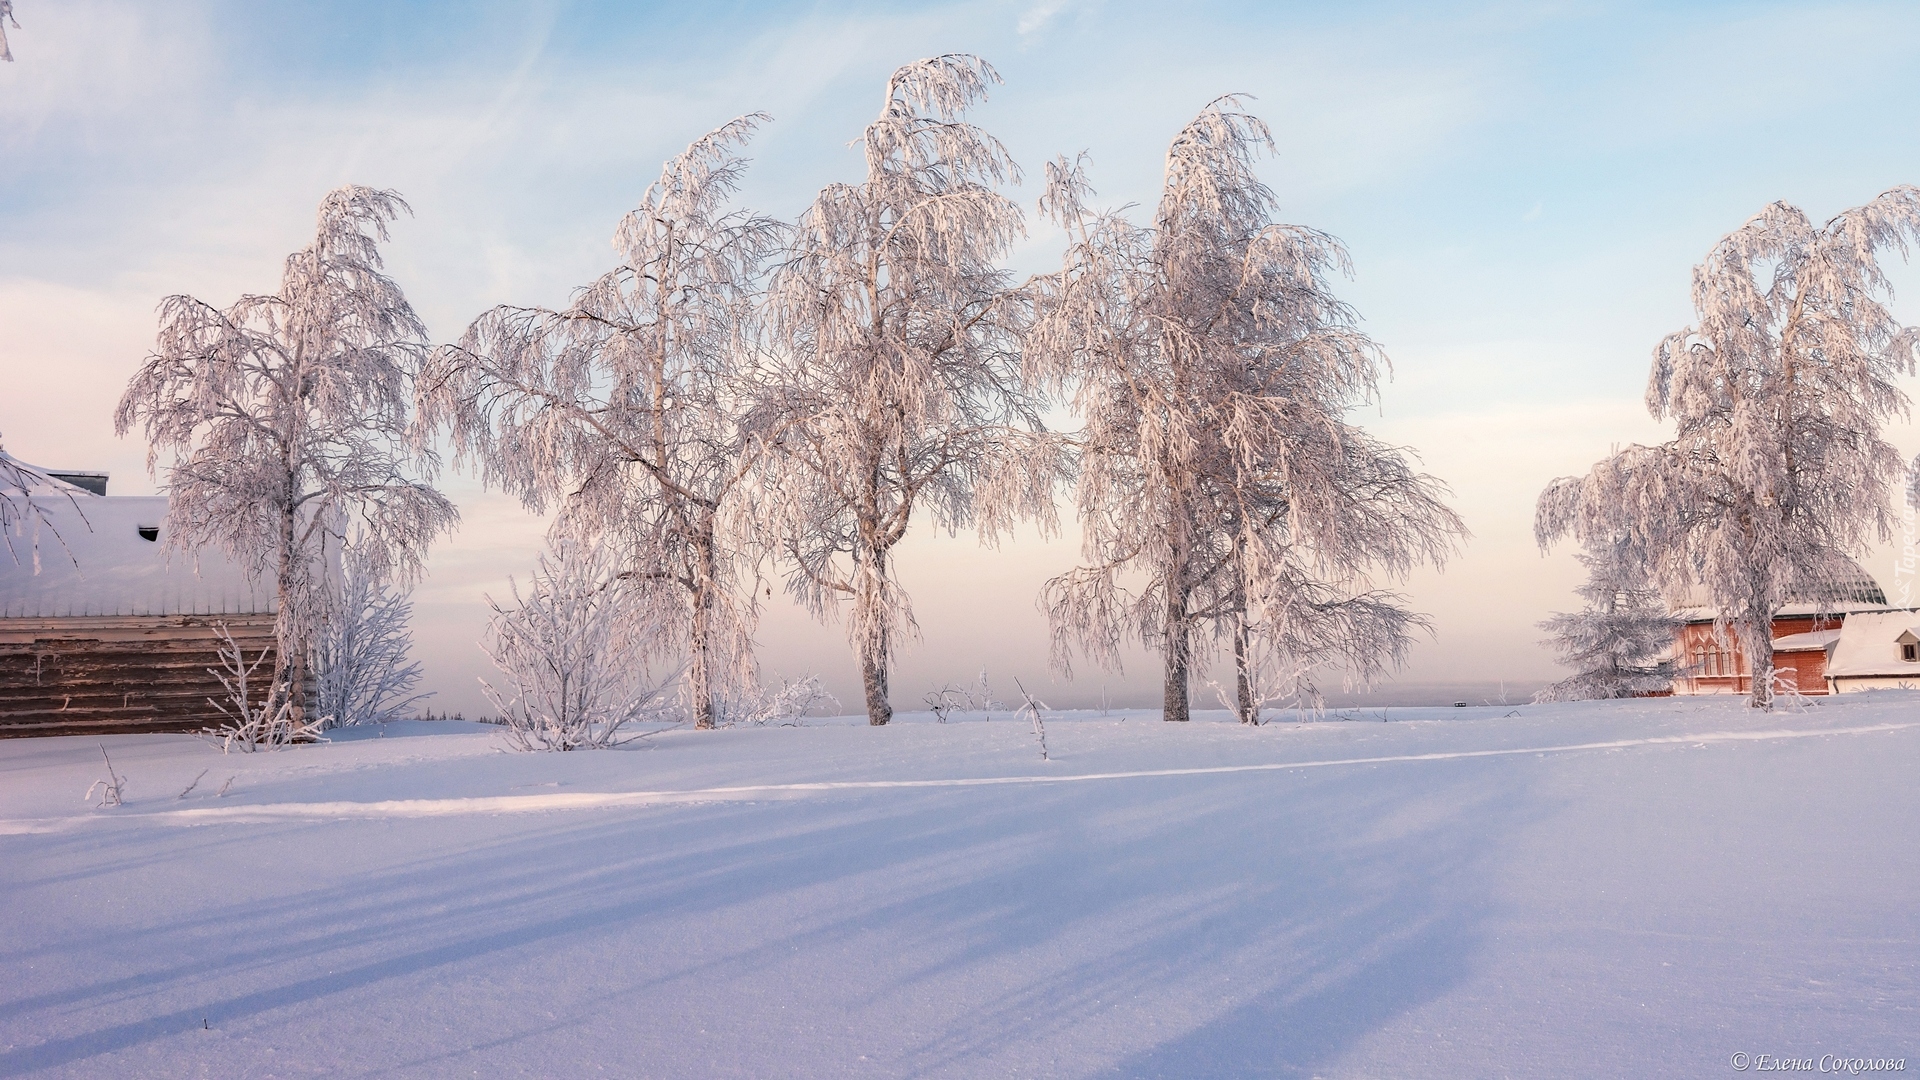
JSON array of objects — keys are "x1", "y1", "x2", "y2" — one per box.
[
  {"x1": 762, "y1": 55, "x2": 1063, "y2": 726},
  {"x1": 1030, "y1": 101, "x2": 1463, "y2": 723},
  {"x1": 1537, "y1": 189, "x2": 1920, "y2": 708},
  {"x1": 419, "y1": 118, "x2": 783, "y2": 730},
  {"x1": 116, "y1": 186, "x2": 456, "y2": 729},
  {"x1": 1533, "y1": 534, "x2": 1681, "y2": 702}
]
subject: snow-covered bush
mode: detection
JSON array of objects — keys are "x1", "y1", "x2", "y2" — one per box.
[
  {"x1": 481, "y1": 537, "x2": 676, "y2": 751},
  {"x1": 313, "y1": 569, "x2": 430, "y2": 728},
  {"x1": 207, "y1": 625, "x2": 324, "y2": 751},
  {"x1": 717, "y1": 675, "x2": 837, "y2": 727}
]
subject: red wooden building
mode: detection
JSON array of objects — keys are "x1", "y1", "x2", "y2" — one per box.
[{"x1": 1669, "y1": 563, "x2": 1890, "y2": 697}]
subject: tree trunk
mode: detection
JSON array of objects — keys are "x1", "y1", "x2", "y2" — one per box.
[
  {"x1": 860, "y1": 644, "x2": 892, "y2": 726},
  {"x1": 1233, "y1": 616, "x2": 1255, "y2": 724},
  {"x1": 276, "y1": 481, "x2": 306, "y2": 730},
  {"x1": 856, "y1": 543, "x2": 893, "y2": 727},
  {"x1": 1163, "y1": 577, "x2": 1191, "y2": 723},
  {"x1": 689, "y1": 526, "x2": 717, "y2": 730},
  {"x1": 1743, "y1": 604, "x2": 1776, "y2": 710},
  {"x1": 1163, "y1": 490, "x2": 1192, "y2": 722}
]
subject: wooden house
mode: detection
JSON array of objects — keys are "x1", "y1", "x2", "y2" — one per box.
[{"x1": 1, "y1": 465, "x2": 276, "y2": 737}]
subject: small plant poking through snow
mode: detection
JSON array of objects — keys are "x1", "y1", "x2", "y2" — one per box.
[
  {"x1": 1013, "y1": 678, "x2": 1050, "y2": 761},
  {"x1": 84, "y1": 746, "x2": 126, "y2": 807},
  {"x1": 924, "y1": 671, "x2": 1001, "y2": 723},
  {"x1": 482, "y1": 536, "x2": 678, "y2": 751}
]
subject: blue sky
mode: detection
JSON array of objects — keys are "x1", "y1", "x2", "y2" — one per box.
[{"x1": 6, "y1": 0, "x2": 1920, "y2": 712}]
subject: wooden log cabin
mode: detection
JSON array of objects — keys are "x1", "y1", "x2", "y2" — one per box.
[
  {"x1": 1669, "y1": 562, "x2": 1893, "y2": 697},
  {"x1": 1, "y1": 469, "x2": 277, "y2": 737}
]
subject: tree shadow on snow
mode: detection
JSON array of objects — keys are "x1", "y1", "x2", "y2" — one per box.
[{"x1": 0, "y1": 751, "x2": 1545, "y2": 1078}]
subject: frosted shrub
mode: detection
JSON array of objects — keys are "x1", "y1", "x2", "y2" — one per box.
[
  {"x1": 313, "y1": 569, "x2": 430, "y2": 727},
  {"x1": 481, "y1": 537, "x2": 676, "y2": 751}
]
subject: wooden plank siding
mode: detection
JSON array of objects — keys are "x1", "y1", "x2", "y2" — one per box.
[{"x1": 0, "y1": 615, "x2": 279, "y2": 737}]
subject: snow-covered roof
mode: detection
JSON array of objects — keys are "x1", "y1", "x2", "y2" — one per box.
[
  {"x1": 1671, "y1": 558, "x2": 1890, "y2": 622},
  {"x1": 1771, "y1": 628, "x2": 1841, "y2": 653},
  {"x1": 0, "y1": 448, "x2": 101, "y2": 498},
  {"x1": 1824, "y1": 609, "x2": 1920, "y2": 679},
  {"x1": 1, "y1": 495, "x2": 275, "y2": 618}
]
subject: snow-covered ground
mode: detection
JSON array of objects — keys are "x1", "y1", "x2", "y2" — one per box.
[{"x1": 3, "y1": 693, "x2": 1916, "y2": 1078}]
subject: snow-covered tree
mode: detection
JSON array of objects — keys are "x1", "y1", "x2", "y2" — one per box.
[
  {"x1": 421, "y1": 119, "x2": 783, "y2": 731},
  {"x1": 1538, "y1": 189, "x2": 1920, "y2": 708},
  {"x1": 762, "y1": 55, "x2": 1063, "y2": 726},
  {"x1": 312, "y1": 568, "x2": 430, "y2": 727},
  {"x1": 116, "y1": 186, "x2": 457, "y2": 732},
  {"x1": 481, "y1": 534, "x2": 676, "y2": 751},
  {"x1": 0, "y1": 2, "x2": 17, "y2": 63},
  {"x1": 1533, "y1": 534, "x2": 1682, "y2": 702},
  {"x1": 1030, "y1": 101, "x2": 1463, "y2": 723}
]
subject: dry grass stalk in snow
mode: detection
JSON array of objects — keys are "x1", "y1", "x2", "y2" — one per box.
[
  {"x1": 924, "y1": 671, "x2": 999, "y2": 723},
  {"x1": 117, "y1": 186, "x2": 456, "y2": 728},
  {"x1": 1538, "y1": 188, "x2": 1920, "y2": 708},
  {"x1": 481, "y1": 536, "x2": 677, "y2": 751},
  {"x1": 422, "y1": 120, "x2": 781, "y2": 730},
  {"x1": 83, "y1": 745, "x2": 125, "y2": 807},
  {"x1": 762, "y1": 55, "x2": 1065, "y2": 726},
  {"x1": 1029, "y1": 100, "x2": 1463, "y2": 723}
]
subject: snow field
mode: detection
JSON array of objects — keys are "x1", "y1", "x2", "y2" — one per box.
[{"x1": 2, "y1": 692, "x2": 1917, "y2": 1077}]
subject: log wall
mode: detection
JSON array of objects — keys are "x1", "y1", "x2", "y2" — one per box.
[{"x1": 0, "y1": 615, "x2": 279, "y2": 737}]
